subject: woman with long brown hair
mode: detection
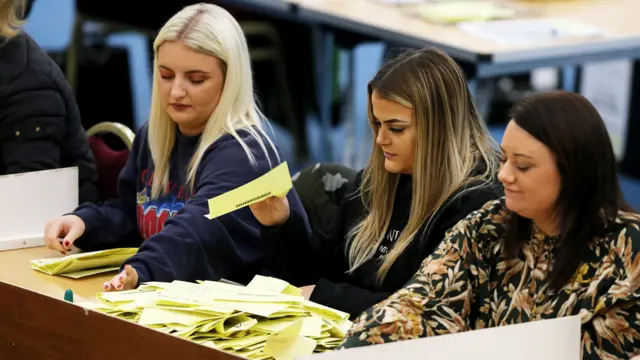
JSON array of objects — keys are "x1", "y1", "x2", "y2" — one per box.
[{"x1": 250, "y1": 47, "x2": 502, "y2": 317}]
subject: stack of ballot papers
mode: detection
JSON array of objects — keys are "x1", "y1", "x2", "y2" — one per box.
[
  {"x1": 30, "y1": 248, "x2": 138, "y2": 279},
  {"x1": 80, "y1": 275, "x2": 352, "y2": 360}
]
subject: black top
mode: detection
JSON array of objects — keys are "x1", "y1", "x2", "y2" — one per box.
[
  {"x1": 0, "y1": 32, "x2": 99, "y2": 204},
  {"x1": 262, "y1": 168, "x2": 503, "y2": 317}
]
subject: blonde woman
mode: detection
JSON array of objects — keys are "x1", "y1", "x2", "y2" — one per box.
[
  {"x1": 250, "y1": 48, "x2": 502, "y2": 316},
  {"x1": 0, "y1": 0, "x2": 99, "y2": 203},
  {"x1": 43, "y1": 3, "x2": 307, "y2": 290}
]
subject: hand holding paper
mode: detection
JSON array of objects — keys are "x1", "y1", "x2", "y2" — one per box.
[
  {"x1": 103, "y1": 264, "x2": 138, "y2": 291},
  {"x1": 205, "y1": 162, "x2": 292, "y2": 220},
  {"x1": 249, "y1": 195, "x2": 291, "y2": 227}
]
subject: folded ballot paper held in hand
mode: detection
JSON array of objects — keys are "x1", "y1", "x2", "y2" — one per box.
[
  {"x1": 31, "y1": 248, "x2": 138, "y2": 278},
  {"x1": 81, "y1": 275, "x2": 352, "y2": 360},
  {"x1": 205, "y1": 162, "x2": 293, "y2": 220}
]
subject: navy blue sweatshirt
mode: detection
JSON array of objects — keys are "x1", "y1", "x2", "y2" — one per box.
[{"x1": 72, "y1": 123, "x2": 308, "y2": 285}]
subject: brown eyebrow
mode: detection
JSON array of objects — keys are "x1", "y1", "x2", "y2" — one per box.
[
  {"x1": 372, "y1": 116, "x2": 408, "y2": 124},
  {"x1": 159, "y1": 65, "x2": 210, "y2": 75},
  {"x1": 500, "y1": 146, "x2": 534, "y2": 159},
  {"x1": 383, "y1": 119, "x2": 408, "y2": 124}
]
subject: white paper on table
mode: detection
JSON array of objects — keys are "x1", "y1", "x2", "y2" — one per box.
[
  {"x1": 299, "y1": 315, "x2": 581, "y2": 360},
  {"x1": 372, "y1": 0, "x2": 429, "y2": 5},
  {"x1": 0, "y1": 167, "x2": 78, "y2": 251},
  {"x1": 459, "y1": 18, "x2": 604, "y2": 45}
]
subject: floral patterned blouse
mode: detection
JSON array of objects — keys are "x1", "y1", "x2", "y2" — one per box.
[{"x1": 340, "y1": 199, "x2": 640, "y2": 359}]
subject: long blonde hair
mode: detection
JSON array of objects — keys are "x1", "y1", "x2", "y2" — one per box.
[
  {"x1": 347, "y1": 48, "x2": 499, "y2": 282},
  {"x1": 148, "y1": 3, "x2": 279, "y2": 198},
  {"x1": 0, "y1": 0, "x2": 24, "y2": 40}
]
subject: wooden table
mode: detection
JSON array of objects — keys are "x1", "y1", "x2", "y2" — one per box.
[
  {"x1": 0, "y1": 246, "x2": 111, "y2": 302},
  {"x1": 0, "y1": 246, "x2": 242, "y2": 360}
]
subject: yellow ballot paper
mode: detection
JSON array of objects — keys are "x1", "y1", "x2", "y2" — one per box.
[
  {"x1": 247, "y1": 275, "x2": 303, "y2": 297},
  {"x1": 30, "y1": 248, "x2": 138, "y2": 278},
  {"x1": 90, "y1": 275, "x2": 348, "y2": 360},
  {"x1": 205, "y1": 161, "x2": 292, "y2": 220},
  {"x1": 264, "y1": 320, "x2": 317, "y2": 360}
]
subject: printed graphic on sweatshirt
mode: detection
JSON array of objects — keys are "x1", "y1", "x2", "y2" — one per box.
[
  {"x1": 376, "y1": 228, "x2": 401, "y2": 260},
  {"x1": 136, "y1": 169, "x2": 191, "y2": 240}
]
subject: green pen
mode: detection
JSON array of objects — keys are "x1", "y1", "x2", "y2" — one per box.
[{"x1": 64, "y1": 289, "x2": 74, "y2": 303}]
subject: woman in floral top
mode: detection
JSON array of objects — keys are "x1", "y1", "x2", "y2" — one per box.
[{"x1": 340, "y1": 91, "x2": 640, "y2": 359}]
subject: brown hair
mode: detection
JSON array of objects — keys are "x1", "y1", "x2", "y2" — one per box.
[
  {"x1": 347, "y1": 47, "x2": 499, "y2": 282},
  {"x1": 503, "y1": 90, "x2": 633, "y2": 290}
]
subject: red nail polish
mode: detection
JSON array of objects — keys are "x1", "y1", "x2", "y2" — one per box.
[
  {"x1": 104, "y1": 284, "x2": 109, "y2": 290},
  {"x1": 64, "y1": 241, "x2": 70, "y2": 247},
  {"x1": 119, "y1": 276, "x2": 124, "y2": 281}
]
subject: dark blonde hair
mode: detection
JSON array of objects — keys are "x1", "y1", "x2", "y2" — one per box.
[
  {"x1": 347, "y1": 47, "x2": 499, "y2": 282},
  {"x1": 0, "y1": 0, "x2": 25, "y2": 40}
]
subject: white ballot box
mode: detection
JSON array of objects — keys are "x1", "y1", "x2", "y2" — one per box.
[
  {"x1": 301, "y1": 316, "x2": 581, "y2": 360},
  {"x1": 0, "y1": 167, "x2": 78, "y2": 251}
]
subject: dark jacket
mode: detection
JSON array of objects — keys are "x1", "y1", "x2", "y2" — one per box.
[
  {"x1": 262, "y1": 168, "x2": 503, "y2": 317},
  {"x1": 0, "y1": 32, "x2": 99, "y2": 204}
]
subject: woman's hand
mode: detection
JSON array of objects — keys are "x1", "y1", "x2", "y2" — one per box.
[
  {"x1": 300, "y1": 285, "x2": 315, "y2": 301},
  {"x1": 249, "y1": 195, "x2": 291, "y2": 227},
  {"x1": 103, "y1": 265, "x2": 138, "y2": 291},
  {"x1": 43, "y1": 215, "x2": 86, "y2": 254}
]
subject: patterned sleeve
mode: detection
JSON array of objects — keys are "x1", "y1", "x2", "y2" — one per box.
[
  {"x1": 581, "y1": 221, "x2": 640, "y2": 359},
  {"x1": 339, "y1": 201, "x2": 500, "y2": 349}
]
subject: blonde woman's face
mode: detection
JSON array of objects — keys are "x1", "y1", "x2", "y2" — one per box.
[
  {"x1": 370, "y1": 90, "x2": 415, "y2": 174},
  {"x1": 156, "y1": 41, "x2": 225, "y2": 136}
]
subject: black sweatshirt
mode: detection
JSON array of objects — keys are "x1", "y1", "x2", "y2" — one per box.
[{"x1": 262, "y1": 169, "x2": 502, "y2": 318}]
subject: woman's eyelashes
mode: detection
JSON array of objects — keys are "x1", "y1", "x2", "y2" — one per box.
[
  {"x1": 370, "y1": 121, "x2": 405, "y2": 133},
  {"x1": 500, "y1": 157, "x2": 531, "y2": 172},
  {"x1": 159, "y1": 73, "x2": 206, "y2": 85}
]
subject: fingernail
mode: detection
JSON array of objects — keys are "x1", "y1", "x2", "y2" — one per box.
[
  {"x1": 60, "y1": 251, "x2": 65, "y2": 255},
  {"x1": 119, "y1": 276, "x2": 124, "y2": 281},
  {"x1": 64, "y1": 241, "x2": 70, "y2": 247},
  {"x1": 103, "y1": 284, "x2": 109, "y2": 290},
  {"x1": 117, "y1": 285, "x2": 123, "y2": 290}
]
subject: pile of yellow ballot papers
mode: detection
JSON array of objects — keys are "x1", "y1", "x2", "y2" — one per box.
[
  {"x1": 82, "y1": 275, "x2": 351, "y2": 360},
  {"x1": 31, "y1": 248, "x2": 138, "y2": 279}
]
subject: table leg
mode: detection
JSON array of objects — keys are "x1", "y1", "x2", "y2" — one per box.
[
  {"x1": 343, "y1": 49, "x2": 358, "y2": 168},
  {"x1": 469, "y1": 77, "x2": 495, "y2": 122},
  {"x1": 561, "y1": 65, "x2": 579, "y2": 92},
  {"x1": 312, "y1": 26, "x2": 335, "y2": 163}
]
